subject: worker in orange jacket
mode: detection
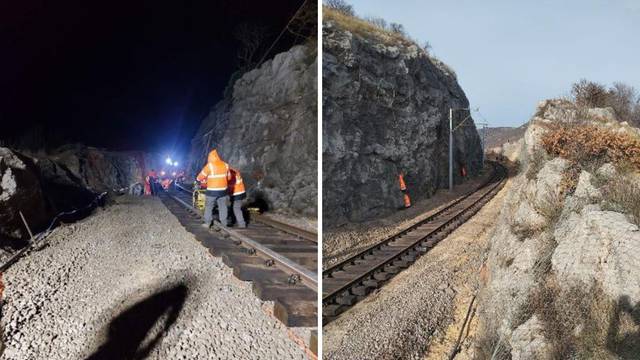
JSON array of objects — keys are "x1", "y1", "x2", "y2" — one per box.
[
  {"x1": 398, "y1": 172, "x2": 411, "y2": 208},
  {"x1": 196, "y1": 149, "x2": 231, "y2": 228},
  {"x1": 147, "y1": 169, "x2": 158, "y2": 196},
  {"x1": 228, "y1": 168, "x2": 247, "y2": 228}
]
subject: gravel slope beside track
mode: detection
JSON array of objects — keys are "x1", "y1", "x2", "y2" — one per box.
[{"x1": 0, "y1": 196, "x2": 308, "y2": 360}]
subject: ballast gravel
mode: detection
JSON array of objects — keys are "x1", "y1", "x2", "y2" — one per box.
[{"x1": 0, "y1": 196, "x2": 308, "y2": 359}]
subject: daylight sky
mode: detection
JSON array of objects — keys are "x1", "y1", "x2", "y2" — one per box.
[{"x1": 347, "y1": 0, "x2": 640, "y2": 127}]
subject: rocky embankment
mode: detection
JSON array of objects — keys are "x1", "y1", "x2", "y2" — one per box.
[
  {"x1": 476, "y1": 99, "x2": 640, "y2": 359},
  {"x1": 322, "y1": 11, "x2": 483, "y2": 227},
  {"x1": 0, "y1": 145, "x2": 148, "y2": 251},
  {"x1": 188, "y1": 45, "x2": 317, "y2": 217}
]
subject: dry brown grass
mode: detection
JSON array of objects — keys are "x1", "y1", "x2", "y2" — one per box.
[
  {"x1": 541, "y1": 124, "x2": 640, "y2": 169},
  {"x1": 323, "y1": 7, "x2": 411, "y2": 45},
  {"x1": 601, "y1": 175, "x2": 640, "y2": 226}
]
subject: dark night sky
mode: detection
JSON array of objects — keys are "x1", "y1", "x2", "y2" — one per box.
[{"x1": 0, "y1": 0, "x2": 309, "y2": 157}]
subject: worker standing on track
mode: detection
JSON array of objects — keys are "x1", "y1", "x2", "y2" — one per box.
[
  {"x1": 228, "y1": 167, "x2": 247, "y2": 228},
  {"x1": 147, "y1": 169, "x2": 158, "y2": 196},
  {"x1": 398, "y1": 172, "x2": 411, "y2": 208},
  {"x1": 196, "y1": 149, "x2": 230, "y2": 228}
]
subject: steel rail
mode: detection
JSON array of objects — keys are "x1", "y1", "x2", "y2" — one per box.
[
  {"x1": 322, "y1": 172, "x2": 505, "y2": 305},
  {"x1": 166, "y1": 190, "x2": 318, "y2": 292},
  {"x1": 252, "y1": 213, "x2": 317, "y2": 243},
  {"x1": 323, "y1": 161, "x2": 499, "y2": 276},
  {"x1": 174, "y1": 183, "x2": 317, "y2": 242}
]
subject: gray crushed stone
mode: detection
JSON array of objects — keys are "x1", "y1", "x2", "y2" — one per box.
[{"x1": 0, "y1": 196, "x2": 308, "y2": 359}]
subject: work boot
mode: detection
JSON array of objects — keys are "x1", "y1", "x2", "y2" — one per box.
[
  {"x1": 237, "y1": 223, "x2": 247, "y2": 229},
  {"x1": 201, "y1": 223, "x2": 210, "y2": 229},
  {"x1": 212, "y1": 221, "x2": 227, "y2": 231}
]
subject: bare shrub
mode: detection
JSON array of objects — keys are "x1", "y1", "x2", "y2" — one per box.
[
  {"x1": 234, "y1": 23, "x2": 270, "y2": 71},
  {"x1": 422, "y1": 41, "x2": 432, "y2": 53},
  {"x1": 389, "y1": 22, "x2": 405, "y2": 35},
  {"x1": 571, "y1": 79, "x2": 640, "y2": 127},
  {"x1": 607, "y1": 82, "x2": 640, "y2": 127},
  {"x1": 572, "y1": 79, "x2": 609, "y2": 108},
  {"x1": 364, "y1": 16, "x2": 387, "y2": 30},
  {"x1": 324, "y1": 0, "x2": 354, "y2": 16},
  {"x1": 286, "y1": 1, "x2": 318, "y2": 63}
]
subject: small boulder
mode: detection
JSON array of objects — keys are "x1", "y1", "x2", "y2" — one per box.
[
  {"x1": 552, "y1": 206, "x2": 640, "y2": 304},
  {"x1": 573, "y1": 171, "x2": 601, "y2": 200}
]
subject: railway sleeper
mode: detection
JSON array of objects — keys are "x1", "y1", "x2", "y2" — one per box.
[
  {"x1": 252, "y1": 280, "x2": 314, "y2": 302},
  {"x1": 274, "y1": 297, "x2": 317, "y2": 328},
  {"x1": 323, "y1": 304, "x2": 345, "y2": 318}
]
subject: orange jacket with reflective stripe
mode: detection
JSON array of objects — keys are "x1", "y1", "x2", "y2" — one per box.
[
  {"x1": 196, "y1": 149, "x2": 230, "y2": 196},
  {"x1": 228, "y1": 168, "x2": 246, "y2": 198},
  {"x1": 398, "y1": 174, "x2": 407, "y2": 191}
]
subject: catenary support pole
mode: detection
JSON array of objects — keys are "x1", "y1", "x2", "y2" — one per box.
[{"x1": 449, "y1": 108, "x2": 453, "y2": 191}]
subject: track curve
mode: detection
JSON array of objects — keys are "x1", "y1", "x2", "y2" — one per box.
[{"x1": 322, "y1": 162, "x2": 507, "y2": 325}]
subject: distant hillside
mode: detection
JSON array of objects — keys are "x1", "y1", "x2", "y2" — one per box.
[{"x1": 484, "y1": 125, "x2": 527, "y2": 149}]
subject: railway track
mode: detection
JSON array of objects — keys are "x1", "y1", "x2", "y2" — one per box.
[
  {"x1": 159, "y1": 184, "x2": 318, "y2": 332},
  {"x1": 322, "y1": 162, "x2": 507, "y2": 325}
]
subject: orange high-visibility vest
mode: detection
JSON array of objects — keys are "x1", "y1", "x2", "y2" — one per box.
[
  {"x1": 398, "y1": 174, "x2": 407, "y2": 191},
  {"x1": 196, "y1": 149, "x2": 230, "y2": 196},
  {"x1": 228, "y1": 168, "x2": 246, "y2": 198}
]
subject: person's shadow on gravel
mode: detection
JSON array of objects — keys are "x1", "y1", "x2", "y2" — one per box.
[{"x1": 85, "y1": 283, "x2": 188, "y2": 360}]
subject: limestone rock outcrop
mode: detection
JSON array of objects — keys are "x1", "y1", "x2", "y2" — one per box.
[
  {"x1": 477, "y1": 99, "x2": 640, "y2": 358},
  {"x1": 188, "y1": 45, "x2": 317, "y2": 217},
  {"x1": 322, "y1": 20, "x2": 483, "y2": 226}
]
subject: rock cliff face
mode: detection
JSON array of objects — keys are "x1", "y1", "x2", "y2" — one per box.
[
  {"x1": 322, "y1": 20, "x2": 483, "y2": 226},
  {"x1": 46, "y1": 145, "x2": 148, "y2": 193},
  {"x1": 0, "y1": 145, "x2": 149, "y2": 249},
  {"x1": 188, "y1": 45, "x2": 317, "y2": 217},
  {"x1": 477, "y1": 100, "x2": 640, "y2": 359},
  {"x1": 0, "y1": 148, "x2": 50, "y2": 248}
]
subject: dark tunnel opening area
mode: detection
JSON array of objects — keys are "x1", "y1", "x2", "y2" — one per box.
[{"x1": 246, "y1": 191, "x2": 271, "y2": 213}]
